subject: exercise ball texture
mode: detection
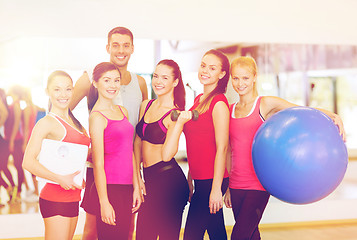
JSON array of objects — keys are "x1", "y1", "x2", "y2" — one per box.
[{"x1": 252, "y1": 107, "x2": 348, "y2": 204}]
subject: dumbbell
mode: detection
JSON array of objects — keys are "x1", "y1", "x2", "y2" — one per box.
[{"x1": 171, "y1": 110, "x2": 199, "y2": 121}]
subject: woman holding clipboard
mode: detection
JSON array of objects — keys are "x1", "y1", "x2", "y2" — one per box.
[{"x1": 23, "y1": 71, "x2": 90, "y2": 240}]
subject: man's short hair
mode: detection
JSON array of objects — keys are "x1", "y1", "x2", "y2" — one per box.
[{"x1": 107, "y1": 27, "x2": 134, "y2": 44}]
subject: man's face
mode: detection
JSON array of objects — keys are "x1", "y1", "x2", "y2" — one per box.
[{"x1": 106, "y1": 33, "x2": 134, "y2": 68}]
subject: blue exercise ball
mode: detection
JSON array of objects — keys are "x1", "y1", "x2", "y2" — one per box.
[{"x1": 252, "y1": 107, "x2": 348, "y2": 204}]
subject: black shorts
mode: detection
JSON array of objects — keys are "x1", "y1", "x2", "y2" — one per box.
[
  {"x1": 80, "y1": 167, "x2": 98, "y2": 215},
  {"x1": 39, "y1": 198, "x2": 79, "y2": 218}
]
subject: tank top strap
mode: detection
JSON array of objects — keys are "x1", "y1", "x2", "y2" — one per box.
[
  {"x1": 130, "y1": 72, "x2": 140, "y2": 88},
  {"x1": 91, "y1": 110, "x2": 109, "y2": 120},
  {"x1": 255, "y1": 96, "x2": 265, "y2": 121},
  {"x1": 231, "y1": 96, "x2": 262, "y2": 119},
  {"x1": 48, "y1": 113, "x2": 66, "y2": 141},
  {"x1": 143, "y1": 100, "x2": 155, "y2": 117},
  {"x1": 117, "y1": 105, "x2": 127, "y2": 119},
  {"x1": 48, "y1": 112, "x2": 67, "y2": 126},
  {"x1": 253, "y1": 96, "x2": 262, "y2": 114},
  {"x1": 159, "y1": 108, "x2": 178, "y2": 121}
]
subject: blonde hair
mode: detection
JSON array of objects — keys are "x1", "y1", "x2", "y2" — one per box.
[{"x1": 231, "y1": 56, "x2": 258, "y2": 94}]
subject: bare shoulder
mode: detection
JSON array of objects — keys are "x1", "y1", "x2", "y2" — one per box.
[
  {"x1": 260, "y1": 96, "x2": 275, "y2": 108},
  {"x1": 212, "y1": 100, "x2": 229, "y2": 112},
  {"x1": 261, "y1": 96, "x2": 297, "y2": 119},
  {"x1": 88, "y1": 111, "x2": 107, "y2": 136},
  {"x1": 40, "y1": 115, "x2": 56, "y2": 125},
  {"x1": 260, "y1": 96, "x2": 278, "y2": 117},
  {"x1": 212, "y1": 101, "x2": 230, "y2": 122},
  {"x1": 89, "y1": 110, "x2": 109, "y2": 126},
  {"x1": 32, "y1": 115, "x2": 56, "y2": 136},
  {"x1": 89, "y1": 111, "x2": 105, "y2": 122},
  {"x1": 140, "y1": 99, "x2": 150, "y2": 110},
  {"x1": 137, "y1": 74, "x2": 146, "y2": 83}
]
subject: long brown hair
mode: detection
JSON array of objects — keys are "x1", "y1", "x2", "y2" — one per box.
[
  {"x1": 47, "y1": 70, "x2": 85, "y2": 132},
  {"x1": 195, "y1": 49, "x2": 230, "y2": 114},
  {"x1": 87, "y1": 62, "x2": 121, "y2": 112},
  {"x1": 156, "y1": 59, "x2": 185, "y2": 111}
]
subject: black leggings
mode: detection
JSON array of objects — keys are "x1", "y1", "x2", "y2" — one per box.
[
  {"x1": 230, "y1": 188, "x2": 270, "y2": 240},
  {"x1": 136, "y1": 159, "x2": 189, "y2": 240},
  {"x1": 94, "y1": 184, "x2": 133, "y2": 240},
  {"x1": 183, "y1": 178, "x2": 229, "y2": 240}
]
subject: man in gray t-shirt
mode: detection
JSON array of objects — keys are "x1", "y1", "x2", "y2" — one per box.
[{"x1": 70, "y1": 27, "x2": 148, "y2": 127}]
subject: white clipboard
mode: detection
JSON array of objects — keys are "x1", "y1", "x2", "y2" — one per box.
[{"x1": 37, "y1": 138, "x2": 89, "y2": 186}]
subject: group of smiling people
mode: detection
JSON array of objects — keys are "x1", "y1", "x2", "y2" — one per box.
[{"x1": 22, "y1": 27, "x2": 345, "y2": 240}]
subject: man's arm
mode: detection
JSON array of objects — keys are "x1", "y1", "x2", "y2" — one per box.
[
  {"x1": 137, "y1": 75, "x2": 148, "y2": 101},
  {"x1": 69, "y1": 72, "x2": 91, "y2": 110}
]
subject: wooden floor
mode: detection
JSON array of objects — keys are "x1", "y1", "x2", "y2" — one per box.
[
  {"x1": 1, "y1": 159, "x2": 357, "y2": 239},
  {"x1": 2, "y1": 222, "x2": 357, "y2": 240},
  {"x1": 260, "y1": 225, "x2": 357, "y2": 240},
  {"x1": 259, "y1": 222, "x2": 357, "y2": 240}
]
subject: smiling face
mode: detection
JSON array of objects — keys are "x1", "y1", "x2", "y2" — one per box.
[
  {"x1": 94, "y1": 70, "x2": 121, "y2": 100},
  {"x1": 151, "y1": 64, "x2": 178, "y2": 97},
  {"x1": 231, "y1": 64, "x2": 256, "y2": 96},
  {"x1": 47, "y1": 75, "x2": 73, "y2": 110},
  {"x1": 106, "y1": 33, "x2": 134, "y2": 68},
  {"x1": 198, "y1": 53, "x2": 226, "y2": 89}
]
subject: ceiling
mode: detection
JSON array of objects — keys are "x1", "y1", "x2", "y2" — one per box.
[{"x1": 1, "y1": 0, "x2": 357, "y2": 46}]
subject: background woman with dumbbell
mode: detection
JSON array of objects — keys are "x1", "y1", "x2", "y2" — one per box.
[
  {"x1": 180, "y1": 49, "x2": 231, "y2": 240},
  {"x1": 134, "y1": 59, "x2": 189, "y2": 240}
]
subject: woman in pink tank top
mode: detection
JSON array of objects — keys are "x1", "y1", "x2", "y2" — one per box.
[
  {"x1": 23, "y1": 70, "x2": 90, "y2": 240},
  {"x1": 87, "y1": 62, "x2": 142, "y2": 240},
  {"x1": 225, "y1": 57, "x2": 345, "y2": 240}
]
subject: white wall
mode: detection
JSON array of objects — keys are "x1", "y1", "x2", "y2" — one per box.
[{"x1": 1, "y1": 0, "x2": 357, "y2": 45}]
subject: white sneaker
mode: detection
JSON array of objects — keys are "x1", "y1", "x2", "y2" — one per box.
[
  {"x1": 25, "y1": 190, "x2": 35, "y2": 197},
  {"x1": 24, "y1": 193, "x2": 39, "y2": 203}
]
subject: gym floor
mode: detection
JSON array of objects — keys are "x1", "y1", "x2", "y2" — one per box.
[{"x1": 1, "y1": 158, "x2": 356, "y2": 239}]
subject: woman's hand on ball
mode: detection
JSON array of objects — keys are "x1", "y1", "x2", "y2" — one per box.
[{"x1": 331, "y1": 114, "x2": 346, "y2": 142}]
